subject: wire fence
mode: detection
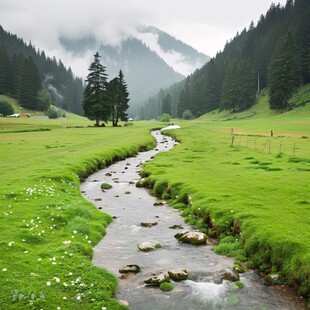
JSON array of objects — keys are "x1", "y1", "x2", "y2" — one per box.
[{"x1": 230, "y1": 133, "x2": 310, "y2": 158}]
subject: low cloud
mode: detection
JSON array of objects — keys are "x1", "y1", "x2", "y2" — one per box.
[{"x1": 0, "y1": 0, "x2": 287, "y2": 77}]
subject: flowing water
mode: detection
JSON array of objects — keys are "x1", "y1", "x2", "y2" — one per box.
[{"x1": 81, "y1": 131, "x2": 307, "y2": 310}]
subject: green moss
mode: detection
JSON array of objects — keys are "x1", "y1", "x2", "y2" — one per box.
[
  {"x1": 233, "y1": 281, "x2": 244, "y2": 289},
  {"x1": 101, "y1": 182, "x2": 113, "y2": 190},
  {"x1": 160, "y1": 282, "x2": 174, "y2": 292}
]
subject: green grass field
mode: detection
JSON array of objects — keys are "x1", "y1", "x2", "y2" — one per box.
[
  {"x1": 142, "y1": 89, "x2": 310, "y2": 300},
  {"x1": 0, "y1": 119, "x2": 159, "y2": 309},
  {"x1": 0, "y1": 87, "x2": 309, "y2": 308}
]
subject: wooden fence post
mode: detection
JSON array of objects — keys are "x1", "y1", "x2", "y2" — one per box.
[{"x1": 230, "y1": 135, "x2": 235, "y2": 147}]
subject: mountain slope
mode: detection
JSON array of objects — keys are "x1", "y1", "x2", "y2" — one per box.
[
  {"x1": 60, "y1": 26, "x2": 210, "y2": 114},
  {"x1": 0, "y1": 26, "x2": 84, "y2": 115},
  {"x1": 141, "y1": 0, "x2": 310, "y2": 120},
  {"x1": 138, "y1": 25, "x2": 210, "y2": 76}
]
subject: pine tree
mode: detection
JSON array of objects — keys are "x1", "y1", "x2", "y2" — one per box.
[
  {"x1": 11, "y1": 52, "x2": 25, "y2": 96},
  {"x1": 238, "y1": 59, "x2": 256, "y2": 110},
  {"x1": 202, "y1": 59, "x2": 220, "y2": 112},
  {"x1": 0, "y1": 46, "x2": 10, "y2": 94},
  {"x1": 83, "y1": 52, "x2": 109, "y2": 126},
  {"x1": 162, "y1": 94, "x2": 172, "y2": 115},
  {"x1": 268, "y1": 32, "x2": 300, "y2": 109},
  {"x1": 117, "y1": 70, "x2": 129, "y2": 123},
  {"x1": 177, "y1": 89, "x2": 186, "y2": 118},
  {"x1": 108, "y1": 70, "x2": 130, "y2": 127},
  {"x1": 220, "y1": 61, "x2": 239, "y2": 111},
  {"x1": 18, "y1": 56, "x2": 41, "y2": 109}
]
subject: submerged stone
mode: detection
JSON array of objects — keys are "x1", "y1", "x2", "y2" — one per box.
[
  {"x1": 153, "y1": 201, "x2": 166, "y2": 206},
  {"x1": 138, "y1": 242, "x2": 156, "y2": 252},
  {"x1": 174, "y1": 230, "x2": 207, "y2": 245},
  {"x1": 220, "y1": 269, "x2": 240, "y2": 282},
  {"x1": 168, "y1": 268, "x2": 188, "y2": 281},
  {"x1": 141, "y1": 222, "x2": 158, "y2": 227},
  {"x1": 225, "y1": 294, "x2": 240, "y2": 306},
  {"x1": 262, "y1": 273, "x2": 280, "y2": 285},
  {"x1": 136, "y1": 180, "x2": 144, "y2": 187},
  {"x1": 169, "y1": 224, "x2": 184, "y2": 229},
  {"x1": 144, "y1": 272, "x2": 170, "y2": 286},
  {"x1": 119, "y1": 264, "x2": 141, "y2": 274}
]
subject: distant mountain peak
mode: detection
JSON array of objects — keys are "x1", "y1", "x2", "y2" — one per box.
[
  {"x1": 136, "y1": 25, "x2": 210, "y2": 76},
  {"x1": 59, "y1": 25, "x2": 210, "y2": 109}
]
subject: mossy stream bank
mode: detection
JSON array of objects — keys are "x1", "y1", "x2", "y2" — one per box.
[{"x1": 81, "y1": 131, "x2": 307, "y2": 310}]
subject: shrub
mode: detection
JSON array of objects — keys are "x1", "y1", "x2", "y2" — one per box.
[
  {"x1": 182, "y1": 109, "x2": 194, "y2": 120},
  {"x1": 0, "y1": 100, "x2": 14, "y2": 116},
  {"x1": 159, "y1": 113, "x2": 171, "y2": 122},
  {"x1": 36, "y1": 90, "x2": 51, "y2": 111},
  {"x1": 45, "y1": 107, "x2": 58, "y2": 119}
]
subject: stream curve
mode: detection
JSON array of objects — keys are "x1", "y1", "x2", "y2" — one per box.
[{"x1": 81, "y1": 130, "x2": 307, "y2": 310}]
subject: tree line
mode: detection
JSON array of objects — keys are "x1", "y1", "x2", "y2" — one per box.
[
  {"x1": 139, "y1": 0, "x2": 310, "y2": 119},
  {"x1": 83, "y1": 52, "x2": 130, "y2": 127},
  {"x1": 0, "y1": 26, "x2": 83, "y2": 114}
]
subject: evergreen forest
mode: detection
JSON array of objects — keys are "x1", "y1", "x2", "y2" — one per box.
[
  {"x1": 0, "y1": 26, "x2": 84, "y2": 114},
  {"x1": 140, "y1": 0, "x2": 310, "y2": 120}
]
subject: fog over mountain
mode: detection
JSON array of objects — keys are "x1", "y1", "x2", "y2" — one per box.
[{"x1": 60, "y1": 25, "x2": 210, "y2": 108}]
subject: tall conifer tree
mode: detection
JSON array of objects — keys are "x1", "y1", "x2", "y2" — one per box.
[
  {"x1": 268, "y1": 32, "x2": 300, "y2": 109},
  {"x1": 108, "y1": 70, "x2": 130, "y2": 127},
  {"x1": 83, "y1": 52, "x2": 109, "y2": 126},
  {"x1": 18, "y1": 56, "x2": 41, "y2": 109}
]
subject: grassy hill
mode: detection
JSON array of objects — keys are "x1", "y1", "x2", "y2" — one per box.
[
  {"x1": 199, "y1": 84, "x2": 310, "y2": 133},
  {"x1": 0, "y1": 94, "x2": 88, "y2": 120},
  {"x1": 0, "y1": 95, "x2": 91, "y2": 132}
]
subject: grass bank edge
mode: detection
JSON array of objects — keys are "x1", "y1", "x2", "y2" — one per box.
[
  {"x1": 0, "y1": 127, "x2": 157, "y2": 309},
  {"x1": 141, "y1": 128, "x2": 310, "y2": 303}
]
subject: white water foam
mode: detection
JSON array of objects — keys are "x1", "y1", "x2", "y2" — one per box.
[{"x1": 185, "y1": 280, "x2": 229, "y2": 309}]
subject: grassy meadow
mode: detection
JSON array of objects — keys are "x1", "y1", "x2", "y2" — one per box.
[
  {"x1": 0, "y1": 117, "x2": 158, "y2": 309},
  {"x1": 0, "y1": 87, "x2": 309, "y2": 308},
  {"x1": 142, "y1": 91, "x2": 310, "y2": 301}
]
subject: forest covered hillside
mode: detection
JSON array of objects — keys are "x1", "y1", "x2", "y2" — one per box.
[
  {"x1": 60, "y1": 26, "x2": 210, "y2": 115},
  {"x1": 0, "y1": 26, "x2": 84, "y2": 115},
  {"x1": 140, "y1": 0, "x2": 310, "y2": 120}
]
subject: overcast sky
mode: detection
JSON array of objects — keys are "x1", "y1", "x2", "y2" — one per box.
[{"x1": 0, "y1": 0, "x2": 287, "y2": 76}]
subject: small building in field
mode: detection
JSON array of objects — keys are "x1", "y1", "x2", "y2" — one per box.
[
  {"x1": 19, "y1": 113, "x2": 30, "y2": 118},
  {"x1": 7, "y1": 113, "x2": 30, "y2": 118}
]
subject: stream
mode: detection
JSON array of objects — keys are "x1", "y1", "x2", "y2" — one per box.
[{"x1": 81, "y1": 130, "x2": 307, "y2": 310}]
